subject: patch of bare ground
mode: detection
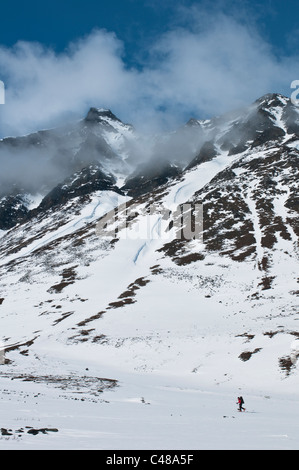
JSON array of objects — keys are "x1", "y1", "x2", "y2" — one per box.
[
  {"x1": 235, "y1": 333, "x2": 255, "y2": 342},
  {"x1": 173, "y1": 252, "x2": 205, "y2": 266},
  {"x1": 70, "y1": 277, "x2": 151, "y2": 341},
  {"x1": 0, "y1": 372, "x2": 118, "y2": 395},
  {"x1": 198, "y1": 187, "x2": 256, "y2": 259},
  {"x1": 1, "y1": 427, "x2": 58, "y2": 437},
  {"x1": 77, "y1": 311, "x2": 105, "y2": 327},
  {"x1": 48, "y1": 265, "x2": 78, "y2": 293},
  {"x1": 279, "y1": 356, "x2": 295, "y2": 376},
  {"x1": 150, "y1": 264, "x2": 163, "y2": 275},
  {"x1": 290, "y1": 289, "x2": 299, "y2": 296},
  {"x1": 68, "y1": 328, "x2": 96, "y2": 343},
  {"x1": 179, "y1": 148, "x2": 299, "y2": 264},
  {"x1": 238, "y1": 348, "x2": 262, "y2": 362},
  {"x1": 264, "y1": 330, "x2": 299, "y2": 339},
  {"x1": 263, "y1": 330, "x2": 281, "y2": 338},
  {"x1": 157, "y1": 238, "x2": 185, "y2": 259},
  {"x1": 0, "y1": 336, "x2": 40, "y2": 364},
  {"x1": 258, "y1": 275, "x2": 276, "y2": 290},
  {"x1": 92, "y1": 334, "x2": 108, "y2": 344},
  {"x1": 157, "y1": 238, "x2": 205, "y2": 266},
  {"x1": 258, "y1": 255, "x2": 270, "y2": 271},
  {"x1": 1, "y1": 336, "x2": 38, "y2": 355},
  {"x1": 52, "y1": 311, "x2": 74, "y2": 325},
  {"x1": 107, "y1": 276, "x2": 150, "y2": 310},
  {"x1": 107, "y1": 297, "x2": 136, "y2": 309}
]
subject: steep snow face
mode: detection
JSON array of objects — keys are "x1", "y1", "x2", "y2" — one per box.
[
  {"x1": 0, "y1": 93, "x2": 298, "y2": 449},
  {"x1": 185, "y1": 93, "x2": 297, "y2": 162},
  {"x1": 0, "y1": 190, "x2": 129, "y2": 268},
  {"x1": 80, "y1": 107, "x2": 137, "y2": 176}
]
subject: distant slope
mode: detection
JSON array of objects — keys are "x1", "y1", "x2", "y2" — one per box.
[{"x1": 0, "y1": 93, "x2": 298, "y2": 398}]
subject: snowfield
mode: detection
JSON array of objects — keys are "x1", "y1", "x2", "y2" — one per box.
[{"x1": 0, "y1": 351, "x2": 299, "y2": 450}]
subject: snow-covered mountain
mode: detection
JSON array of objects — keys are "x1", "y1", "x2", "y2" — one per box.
[
  {"x1": 0, "y1": 107, "x2": 135, "y2": 229},
  {"x1": 0, "y1": 93, "x2": 298, "y2": 449}
]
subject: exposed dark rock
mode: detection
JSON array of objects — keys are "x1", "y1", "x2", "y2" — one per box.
[
  {"x1": 122, "y1": 161, "x2": 181, "y2": 198},
  {"x1": 27, "y1": 427, "x2": 58, "y2": 435},
  {"x1": 36, "y1": 164, "x2": 122, "y2": 212},
  {"x1": 186, "y1": 141, "x2": 218, "y2": 169},
  {"x1": 85, "y1": 107, "x2": 123, "y2": 124},
  {"x1": 0, "y1": 194, "x2": 30, "y2": 230}
]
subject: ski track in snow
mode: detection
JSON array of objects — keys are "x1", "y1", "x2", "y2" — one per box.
[{"x1": 133, "y1": 242, "x2": 147, "y2": 264}]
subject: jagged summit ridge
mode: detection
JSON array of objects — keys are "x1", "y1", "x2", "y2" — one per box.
[{"x1": 85, "y1": 107, "x2": 123, "y2": 123}]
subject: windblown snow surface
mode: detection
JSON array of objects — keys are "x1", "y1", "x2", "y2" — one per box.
[{"x1": 0, "y1": 110, "x2": 298, "y2": 450}]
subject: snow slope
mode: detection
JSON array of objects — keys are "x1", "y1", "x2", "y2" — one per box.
[{"x1": 0, "y1": 94, "x2": 298, "y2": 450}]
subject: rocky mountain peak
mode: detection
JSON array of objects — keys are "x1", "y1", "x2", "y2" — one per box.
[
  {"x1": 254, "y1": 92, "x2": 289, "y2": 109},
  {"x1": 84, "y1": 107, "x2": 122, "y2": 124}
]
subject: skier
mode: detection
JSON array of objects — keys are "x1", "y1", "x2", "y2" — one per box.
[{"x1": 237, "y1": 396, "x2": 245, "y2": 412}]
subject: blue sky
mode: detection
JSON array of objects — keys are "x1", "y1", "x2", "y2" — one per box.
[
  {"x1": 0, "y1": 0, "x2": 298, "y2": 137},
  {"x1": 1, "y1": 0, "x2": 298, "y2": 58}
]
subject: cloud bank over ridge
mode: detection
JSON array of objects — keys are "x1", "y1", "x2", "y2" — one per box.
[{"x1": 0, "y1": 8, "x2": 298, "y2": 137}]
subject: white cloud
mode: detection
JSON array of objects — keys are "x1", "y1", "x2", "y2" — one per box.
[
  {"x1": 0, "y1": 10, "x2": 297, "y2": 137},
  {"x1": 0, "y1": 30, "x2": 137, "y2": 136}
]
